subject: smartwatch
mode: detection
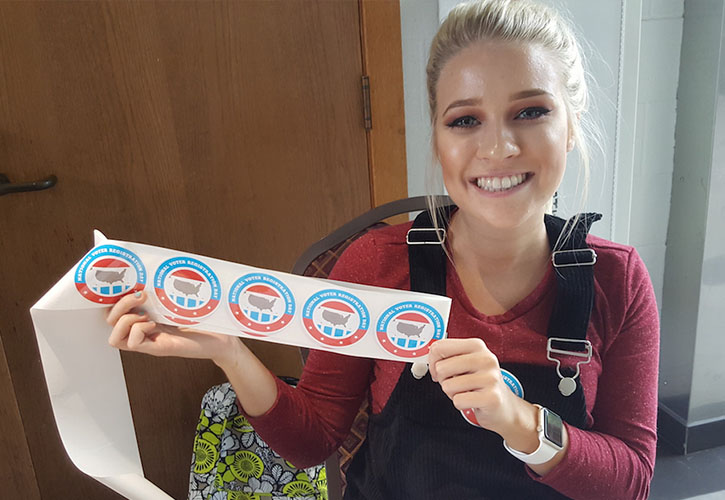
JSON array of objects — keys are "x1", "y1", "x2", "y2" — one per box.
[{"x1": 503, "y1": 404, "x2": 564, "y2": 465}]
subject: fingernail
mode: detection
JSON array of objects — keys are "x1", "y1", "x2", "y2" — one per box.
[
  {"x1": 134, "y1": 290, "x2": 142, "y2": 298},
  {"x1": 137, "y1": 309, "x2": 147, "y2": 316}
]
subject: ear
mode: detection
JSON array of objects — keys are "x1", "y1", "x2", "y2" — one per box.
[{"x1": 566, "y1": 113, "x2": 580, "y2": 152}]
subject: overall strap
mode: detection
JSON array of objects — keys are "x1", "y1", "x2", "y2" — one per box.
[
  {"x1": 406, "y1": 205, "x2": 454, "y2": 296},
  {"x1": 407, "y1": 207, "x2": 602, "y2": 345},
  {"x1": 544, "y1": 212, "x2": 602, "y2": 351}
]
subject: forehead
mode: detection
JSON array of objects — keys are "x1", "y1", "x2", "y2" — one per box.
[{"x1": 436, "y1": 41, "x2": 563, "y2": 106}]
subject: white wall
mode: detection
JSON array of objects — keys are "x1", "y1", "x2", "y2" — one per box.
[
  {"x1": 400, "y1": 0, "x2": 439, "y2": 200},
  {"x1": 634, "y1": 0, "x2": 684, "y2": 310}
]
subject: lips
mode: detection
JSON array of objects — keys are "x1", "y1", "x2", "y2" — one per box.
[{"x1": 474, "y1": 173, "x2": 529, "y2": 192}]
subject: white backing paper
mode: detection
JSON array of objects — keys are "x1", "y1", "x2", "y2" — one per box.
[{"x1": 29, "y1": 231, "x2": 451, "y2": 498}]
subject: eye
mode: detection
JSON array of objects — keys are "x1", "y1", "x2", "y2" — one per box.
[
  {"x1": 446, "y1": 115, "x2": 480, "y2": 128},
  {"x1": 516, "y1": 107, "x2": 551, "y2": 120}
]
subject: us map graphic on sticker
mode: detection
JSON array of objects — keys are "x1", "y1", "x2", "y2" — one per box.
[
  {"x1": 376, "y1": 301, "x2": 445, "y2": 358},
  {"x1": 303, "y1": 289, "x2": 370, "y2": 347},
  {"x1": 154, "y1": 256, "x2": 221, "y2": 325},
  {"x1": 228, "y1": 273, "x2": 295, "y2": 336},
  {"x1": 75, "y1": 245, "x2": 146, "y2": 304}
]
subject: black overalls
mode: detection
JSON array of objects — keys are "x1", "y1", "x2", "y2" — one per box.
[{"x1": 343, "y1": 208, "x2": 601, "y2": 500}]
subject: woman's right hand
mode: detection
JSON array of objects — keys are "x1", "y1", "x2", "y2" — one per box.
[{"x1": 106, "y1": 290, "x2": 244, "y2": 368}]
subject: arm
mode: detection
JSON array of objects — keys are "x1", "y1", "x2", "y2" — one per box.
[
  {"x1": 532, "y1": 248, "x2": 660, "y2": 499},
  {"x1": 243, "y1": 233, "x2": 383, "y2": 467},
  {"x1": 106, "y1": 232, "x2": 382, "y2": 467},
  {"x1": 107, "y1": 290, "x2": 371, "y2": 468},
  {"x1": 428, "y1": 248, "x2": 659, "y2": 499},
  {"x1": 244, "y1": 349, "x2": 373, "y2": 467},
  {"x1": 106, "y1": 291, "x2": 280, "y2": 417}
]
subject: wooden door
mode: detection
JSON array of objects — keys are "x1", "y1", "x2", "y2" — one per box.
[{"x1": 0, "y1": 1, "x2": 400, "y2": 498}]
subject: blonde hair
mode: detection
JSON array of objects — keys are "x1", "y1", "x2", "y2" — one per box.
[{"x1": 425, "y1": 0, "x2": 602, "y2": 250}]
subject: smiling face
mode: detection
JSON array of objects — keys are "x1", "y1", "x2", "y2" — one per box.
[{"x1": 434, "y1": 41, "x2": 573, "y2": 231}]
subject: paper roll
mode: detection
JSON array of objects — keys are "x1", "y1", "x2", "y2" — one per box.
[{"x1": 29, "y1": 230, "x2": 451, "y2": 498}]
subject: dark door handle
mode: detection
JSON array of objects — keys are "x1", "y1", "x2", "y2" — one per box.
[{"x1": 0, "y1": 173, "x2": 57, "y2": 196}]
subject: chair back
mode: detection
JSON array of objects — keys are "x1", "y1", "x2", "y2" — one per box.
[{"x1": 291, "y1": 195, "x2": 450, "y2": 499}]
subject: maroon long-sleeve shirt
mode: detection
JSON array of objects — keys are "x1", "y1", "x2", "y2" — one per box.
[{"x1": 247, "y1": 222, "x2": 660, "y2": 500}]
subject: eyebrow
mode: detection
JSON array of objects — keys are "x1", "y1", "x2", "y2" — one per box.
[
  {"x1": 443, "y1": 98, "x2": 481, "y2": 115},
  {"x1": 510, "y1": 88, "x2": 553, "y2": 100},
  {"x1": 442, "y1": 88, "x2": 553, "y2": 115}
]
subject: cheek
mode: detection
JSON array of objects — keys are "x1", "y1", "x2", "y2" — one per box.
[
  {"x1": 436, "y1": 132, "x2": 473, "y2": 174},
  {"x1": 537, "y1": 125, "x2": 569, "y2": 176}
]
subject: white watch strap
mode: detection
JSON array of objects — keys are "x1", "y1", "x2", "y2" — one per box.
[
  {"x1": 503, "y1": 436, "x2": 559, "y2": 465},
  {"x1": 502, "y1": 405, "x2": 562, "y2": 465}
]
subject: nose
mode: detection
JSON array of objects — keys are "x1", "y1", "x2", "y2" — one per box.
[{"x1": 476, "y1": 124, "x2": 520, "y2": 161}]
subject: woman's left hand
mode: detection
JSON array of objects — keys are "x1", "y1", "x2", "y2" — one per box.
[{"x1": 428, "y1": 338, "x2": 538, "y2": 448}]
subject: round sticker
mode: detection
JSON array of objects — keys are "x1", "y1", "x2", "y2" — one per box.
[
  {"x1": 375, "y1": 301, "x2": 445, "y2": 358},
  {"x1": 75, "y1": 245, "x2": 146, "y2": 304},
  {"x1": 302, "y1": 289, "x2": 370, "y2": 347},
  {"x1": 461, "y1": 369, "x2": 524, "y2": 427},
  {"x1": 500, "y1": 368, "x2": 524, "y2": 399},
  {"x1": 228, "y1": 273, "x2": 295, "y2": 336},
  {"x1": 154, "y1": 256, "x2": 221, "y2": 324}
]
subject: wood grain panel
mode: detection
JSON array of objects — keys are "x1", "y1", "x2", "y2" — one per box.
[
  {"x1": 360, "y1": 0, "x2": 409, "y2": 215},
  {"x1": 0, "y1": 333, "x2": 40, "y2": 500},
  {"x1": 0, "y1": 1, "x2": 369, "y2": 498}
]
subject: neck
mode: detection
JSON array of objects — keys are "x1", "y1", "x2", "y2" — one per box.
[{"x1": 448, "y1": 210, "x2": 551, "y2": 276}]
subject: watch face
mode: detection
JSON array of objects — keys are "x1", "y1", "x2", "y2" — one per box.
[{"x1": 543, "y1": 408, "x2": 564, "y2": 448}]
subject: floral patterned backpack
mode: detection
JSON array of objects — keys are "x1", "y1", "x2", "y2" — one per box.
[{"x1": 188, "y1": 382, "x2": 327, "y2": 500}]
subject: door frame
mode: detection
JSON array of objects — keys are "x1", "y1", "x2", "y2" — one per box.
[{"x1": 360, "y1": 0, "x2": 409, "y2": 209}]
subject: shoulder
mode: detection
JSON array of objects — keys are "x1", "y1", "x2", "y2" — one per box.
[
  {"x1": 586, "y1": 234, "x2": 651, "y2": 294},
  {"x1": 586, "y1": 234, "x2": 658, "y2": 344},
  {"x1": 327, "y1": 221, "x2": 413, "y2": 289}
]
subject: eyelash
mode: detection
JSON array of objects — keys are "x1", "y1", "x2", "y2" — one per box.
[{"x1": 445, "y1": 107, "x2": 552, "y2": 128}]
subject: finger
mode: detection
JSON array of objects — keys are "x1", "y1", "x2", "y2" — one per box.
[
  {"x1": 434, "y1": 352, "x2": 498, "y2": 383},
  {"x1": 127, "y1": 320, "x2": 157, "y2": 350},
  {"x1": 108, "y1": 312, "x2": 148, "y2": 348},
  {"x1": 107, "y1": 290, "x2": 147, "y2": 326},
  {"x1": 429, "y1": 338, "x2": 485, "y2": 375},
  {"x1": 429, "y1": 338, "x2": 492, "y2": 381},
  {"x1": 451, "y1": 391, "x2": 501, "y2": 412},
  {"x1": 439, "y1": 371, "x2": 501, "y2": 399},
  {"x1": 429, "y1": 338, "x2": 491, "y2": 359}
]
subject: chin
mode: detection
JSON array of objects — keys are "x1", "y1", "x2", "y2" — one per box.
[{"x1": 459, "y1": 202, "x2": 545, "y2": 231}]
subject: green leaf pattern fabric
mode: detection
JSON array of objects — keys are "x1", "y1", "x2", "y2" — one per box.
[{"x1": 189, "y1": 383, "x2": 327, "y2": 500}]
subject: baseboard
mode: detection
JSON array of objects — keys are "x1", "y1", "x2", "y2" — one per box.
[{"x1": 658, "y1": 404, "x2": 725, "y2": 454}]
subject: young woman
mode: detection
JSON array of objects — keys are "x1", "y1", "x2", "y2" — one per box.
[{"x1": 107, "y1": 1, "x2": 659, "y2": 498}]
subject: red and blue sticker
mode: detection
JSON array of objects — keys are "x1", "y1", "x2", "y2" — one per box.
[
  {"x1": 154, "y1": 256, "x2": 221, "y2": 324},
  {"x1": 303, "y1": 289, "x2": 369, "y2": 347},
  {"x1": 376, "y1": 301, "x2": 444, "y2": 358},
  {"x1": 75, "y1": 245, "x2": 146, "y2": 304},
  {"x1": 228, "y1": 273, "x2": 295, "y2": 336}
]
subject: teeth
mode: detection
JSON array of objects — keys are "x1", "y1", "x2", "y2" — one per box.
[{"x1": 476, "y1": 173, "x2": 527, "y2": 192}]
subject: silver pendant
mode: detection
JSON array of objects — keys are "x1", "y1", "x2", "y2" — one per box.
[{"x1": 558, "y1": 377, "x2": 577, "y2": 397}]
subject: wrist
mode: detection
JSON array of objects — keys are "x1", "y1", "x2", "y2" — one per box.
[
  {"x1": 503, "y1": 405, "x2": 567, "y2": 468},
  {"x1": 212, "y1": 336, "x2": 246, "y2": 371},
  {"x1": 497, "y1": 400, "x2": 539, "y2": 454}
]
